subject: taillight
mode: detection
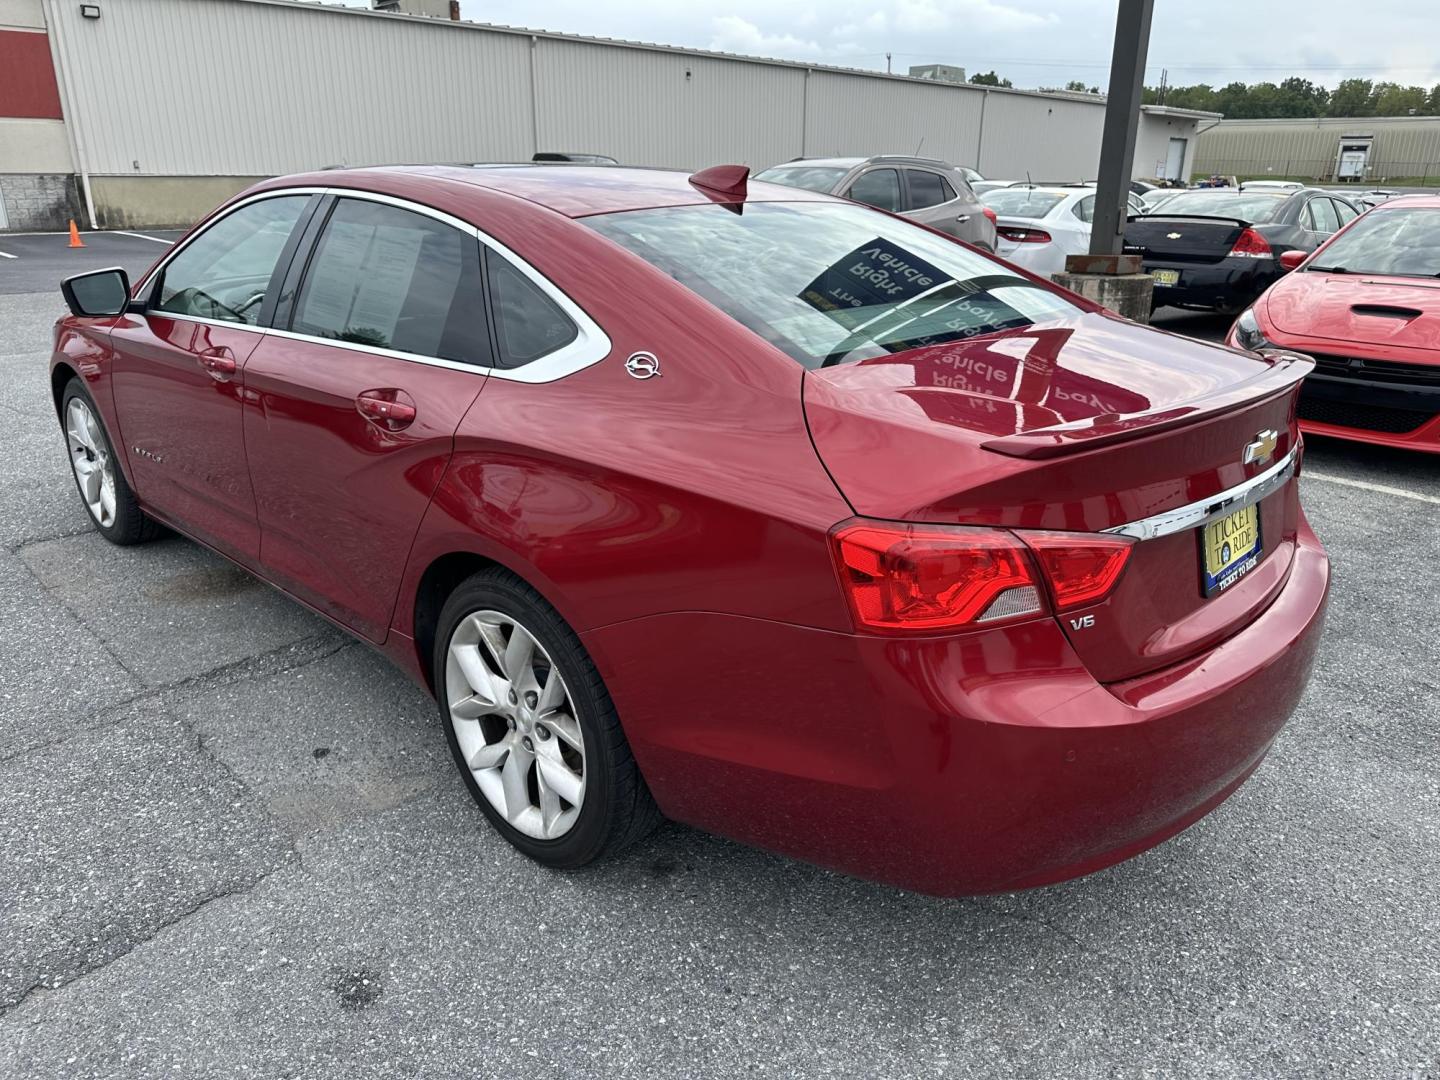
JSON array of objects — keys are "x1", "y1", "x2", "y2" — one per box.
[
  {"x1": 830, "y1": 523, "x2": 1044, "y2": 633},
  {"x1": 1020, "y1": 532, "x2": 1135, "y2": 611},
  {"x1": 996, "y1": 226, "x2": 1052, "y2": 244},
  {"x1": 982, "y1": 207, "x2": 997, "y2": 225},
  {"x1": 830, "y1": 521, "x2": 1136, "y2": 634},
  {"x1": 1228, "y1": 227, "x2": 1272, "y2": 259}
]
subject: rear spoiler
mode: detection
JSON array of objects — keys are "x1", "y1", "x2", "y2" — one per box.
[
  {"x1": 981, "y1": 353, "x2": 1314, "y2": 459},
  {"x1": 1127, "y1": 214, "x2": 1254, "y2": 226}
]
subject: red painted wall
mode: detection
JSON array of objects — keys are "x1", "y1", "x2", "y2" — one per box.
[{"x1": 0, "y1": 29, "x2": 64, "y2": 119}]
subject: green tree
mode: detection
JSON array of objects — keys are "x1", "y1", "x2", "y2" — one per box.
[
  {"x1": 1429, "y1": 84, "x2": 1440, "y2": 114},
  {"x1": 1373, "y1": 82, "x2": 1428, "y2": 115},
  {"x1": 1327, "y1": 78, "x2": 1375, "y2": 117},
  {"x1": 1277, "y1": 77, "x2": 1328, "y2": 116},
  {"x1": 969, "y1": 70, "x2": 1012, "y2": 88}
]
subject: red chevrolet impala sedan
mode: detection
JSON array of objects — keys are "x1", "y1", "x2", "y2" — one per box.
[
  {"x1": 1225, "y1": 193, "x2": 1440, "y2": 453},
  {"x1": 51, "y1": 165, "x2": 1329, "y2": 894}
]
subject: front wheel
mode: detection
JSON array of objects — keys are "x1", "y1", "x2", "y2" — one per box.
[
  {"x1": 60, "y1": 378, "x2": 162, "y2": 545},
  {"x1": 434, "y1": 568, "x2": 660, "y2": 868}
]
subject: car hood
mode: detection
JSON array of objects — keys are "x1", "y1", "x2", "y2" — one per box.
[
  {"x1": 803, "y1": 311, "x2": 1305, "y2": 529},
  {"x1": 1265, "y1": 271, "x2": 1440, "y2": 353}
]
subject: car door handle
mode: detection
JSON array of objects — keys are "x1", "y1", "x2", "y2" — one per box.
[
  {"x1": 356, "y1": 390, "x2": 417, "y2": 431},
  {"x1": 198, "y1": 349, "x2": 237, "y2": 382},
  {"x1": 956, "y1": 214, "x2": 971, "y2": 223}
]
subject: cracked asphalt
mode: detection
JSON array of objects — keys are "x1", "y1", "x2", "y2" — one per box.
[{"x1": 1, "y1": 238, "x2": 1437, "y2": 1078}]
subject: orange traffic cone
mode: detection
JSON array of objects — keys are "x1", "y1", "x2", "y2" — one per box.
[{"x1": 68, "y1": 220, "x2": 85, "y2": 248}]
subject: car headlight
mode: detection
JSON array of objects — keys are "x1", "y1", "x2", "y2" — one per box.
[{"x1": 1231, "y1": 307, "x2": 1273, "y2": 352}]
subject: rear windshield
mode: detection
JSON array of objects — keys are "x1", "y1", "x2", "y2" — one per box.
[
  {"x1": 1308, "y1": 207, "x2": 1440, "y2": 276},
  {"x1": 1147, "y1": 191, "x2": 1286, "y2": 221},
  {"x1": 585, "y1": 202, "x2": 1077, "y2": 368},
  {"x1": 753, "y1": 166, "x2": 849, "y2": 194},
  {"x1": 979, "y1": 189, "x2": 1066, "y2": 217}
]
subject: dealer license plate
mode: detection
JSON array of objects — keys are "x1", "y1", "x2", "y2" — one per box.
[
  {"x1": 1200, "y1": 505, "x2": 1262, "y2": 597},
  {"x1": 1151, "y1": 268, "x2": 1180, "y2": 287}
]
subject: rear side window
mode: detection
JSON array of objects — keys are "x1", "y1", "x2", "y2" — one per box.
[
  {"x1": 155, "y1": 196, "x2": 308, "y2": 325},
  {"x1": 1072, "y1": 195, "x2": 1096, "y2": 223},
  {"x1": 1306, "y1": 198, "x2": 1340, "y2": 234},
  {"x1": 484, "y1": 249, "x2": 578, "y2": 367},
  {"x1": 291, "y1": 198, "x2": 489, "y2": 366},
  {"x1": 848, "y1": 169, "x2": 902, "y2": 212},
  {"x1": 907, "y1": 170, "x2": 950, "y2": 209}
]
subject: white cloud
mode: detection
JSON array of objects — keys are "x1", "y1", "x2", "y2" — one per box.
[{"x1": 708, "y1": 15, "x2": 821, "y2": 57}]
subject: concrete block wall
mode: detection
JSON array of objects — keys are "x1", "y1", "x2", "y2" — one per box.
[{"x1": 0, "y1": 173, "x2": 84, "y2": 231}]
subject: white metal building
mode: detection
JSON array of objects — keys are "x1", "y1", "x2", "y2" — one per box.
[{"x1": 1, "y1": 0, "x2": 1221, "y2": 229}]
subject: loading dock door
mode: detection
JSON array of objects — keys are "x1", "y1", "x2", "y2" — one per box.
[{"x1": 1165, "y1": 137, "x2": 1187, "y2": 181}]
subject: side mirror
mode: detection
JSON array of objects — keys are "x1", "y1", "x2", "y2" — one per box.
[
  {"x1": 61, "y1": 267, "x2": 131, "y2": 318},
  {"x1": 1278, "y1": 250, "x2": 1307, "y2": 273}
]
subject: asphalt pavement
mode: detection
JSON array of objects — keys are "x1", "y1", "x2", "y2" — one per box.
[{"x1": 0, "y1": 240, "x2": 1436, "y2": 1078}]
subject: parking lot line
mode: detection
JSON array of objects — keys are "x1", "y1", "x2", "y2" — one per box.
[
  {"x1": 112, "y1": 230, "x2": 173, "y2": 244},
  {"x1": 1305, "y1": 470, "x2": 1440, "y2": 505}
]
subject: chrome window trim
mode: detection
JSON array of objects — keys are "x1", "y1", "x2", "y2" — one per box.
[
  {"x1": 134, "y1": 185, "x2": 611, "y2": 384},
  {"x1": 1103, "y1": 447, "x2": 1298, "y2": 541}
]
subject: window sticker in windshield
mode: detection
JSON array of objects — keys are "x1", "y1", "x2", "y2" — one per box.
[{"x1": 799, "y1": 239, "x2": 951, "y2": 330}]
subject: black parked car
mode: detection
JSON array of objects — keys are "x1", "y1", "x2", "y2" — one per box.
[{"x1": 1125, "y1": 188, "x2": 1363, "y2": 313}]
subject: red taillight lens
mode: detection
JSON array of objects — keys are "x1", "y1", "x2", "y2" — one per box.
[
  {"x1": 830, "y1": 523, "x2": 1044, "y2": 633},
  {"x1": 982, "y1": 206, "x2": 997, "y2": 225},
  {"x1": 1021, "y1": 532, "x2": 1134, "y2": 611},
  {"x1": 996, "y1": 226, "x2": 1052, "y2": 244},
  {"x1": 1228, "y1": 227, "x2": 1272, "y2": 259}
]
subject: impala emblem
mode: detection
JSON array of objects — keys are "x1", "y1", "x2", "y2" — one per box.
[
  {"x1": 1242, "y1": 429, "x2": 1278, "y2": 465},
  {"x1": 625, "y1": 352, "x2": 662, "y2": 380},
  {"x1": 1166, "y1": 231, "x2": 1183, "y2": 240}
]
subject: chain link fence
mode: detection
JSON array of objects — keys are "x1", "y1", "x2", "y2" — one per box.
[{"x1": 1190, "y1": 158, "x2": 1440, "y2": 187}]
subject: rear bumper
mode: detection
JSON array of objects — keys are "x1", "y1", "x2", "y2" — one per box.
[
  {"x1": 584, "y1": 517, "x2": 1330, "y2": 895},
  {"x1": 1146, "y1": 257, "x2": 1279, "y2": 311}
]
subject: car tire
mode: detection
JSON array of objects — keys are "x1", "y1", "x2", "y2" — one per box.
[
  {"x1": 434, "y1": 567, "x2": 661, "y2": 868},
  {"x1": 60, "y1": 377, "x2": 163, "y2": 546}
]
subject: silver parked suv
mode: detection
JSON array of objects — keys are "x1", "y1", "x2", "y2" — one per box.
[{"x1": 754, "y1": 155, "x2": 998, "y2": 250}]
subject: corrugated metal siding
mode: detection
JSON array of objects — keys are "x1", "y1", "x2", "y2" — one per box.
[
  {"x1": 50, "y1": 0, "x2": 533, "y2": 174},
  {"x1": 1196, "y1": 117, "x2": 1440, "y2": 176},
  {"x1": 977, "y1": 93, "x2": 1103, "y2": 180},
  {"x1": 804, "y1": 71, "x2": 983, "y2": 167},
  {"x1": 47, "y1": 0, "x2": 1204, "y2": 185},
  {"x1": 534, "y1": 39, "x2": 804, "y2": 169}
]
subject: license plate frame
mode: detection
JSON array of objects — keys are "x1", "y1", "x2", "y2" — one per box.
[
  {"x1": 1199, "y1": 504, "x2": 1263, "y2": 598},
  {"x1": 1151, "y1": 268, "x2": 1181, "y2": 287}
]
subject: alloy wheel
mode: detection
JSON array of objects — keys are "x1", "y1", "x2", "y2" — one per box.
[
  {"x1": 66, "y1": 397, "x2": 117, "y2": 529},
  {"x1": 444, "y1": 609, "x2": 587, "y2": 839}
]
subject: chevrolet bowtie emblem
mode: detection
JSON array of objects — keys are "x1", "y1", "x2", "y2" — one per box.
[
  {"x1": 1243, "y1": 429, "x2": 1278, "y2": 465},
  {"x1": 1166, "y1": 231, "x2": 1182, "y2": 240}
]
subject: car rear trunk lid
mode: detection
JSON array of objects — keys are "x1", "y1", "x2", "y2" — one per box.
[
  {"x1": 804, "y1": 312, "x2": 1311, "y2": 681},
  {"x1": 1126, "y1": 215, "x2": 1251, "y2": 265}
]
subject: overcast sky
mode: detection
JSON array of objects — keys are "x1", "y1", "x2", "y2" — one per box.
[{"x1": 340, "y1": 0, "x2": 1440, "y2": 90}]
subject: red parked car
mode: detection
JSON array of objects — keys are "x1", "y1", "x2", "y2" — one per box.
[
  {"x1": 1226, "y1": 194, "x2": 1440, "y2": 453},
  {"x1": 52, "y1": 164, "x2": 1329, "y2": 895}
]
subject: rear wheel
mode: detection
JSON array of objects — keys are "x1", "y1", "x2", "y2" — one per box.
[
  {"x1": 434, "y1": 568, "x2": 660, "y2": 868},
  {"x1": 61, "y1": 378, "x2": 162, "y2": 546}
]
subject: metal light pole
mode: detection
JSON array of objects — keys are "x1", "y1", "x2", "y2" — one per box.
[{"x1": 1088, "y1": 0, "x2": 1154, "y2": 257}]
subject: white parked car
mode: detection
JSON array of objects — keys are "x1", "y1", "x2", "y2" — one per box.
[
  {"x1": 979, "y1": 185, "x2": 1145, "y2": 277},
  {"x1": 1238, "y1": 180, "x2": 1304, "y2": 192}
]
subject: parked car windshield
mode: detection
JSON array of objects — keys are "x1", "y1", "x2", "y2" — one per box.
[
  {"x1": 1147, "y1": 191, "x2": 1287, "y2": 221},
  {"x1": 585, "y1": 202, "x2": 1077, "y2": 367},
  {"x1": 753, "y1": 166, "x2": 850, "y2": 193},
  {"x1": 979, "y1": 189, "x2": 1066, "y2": 217},
  {"x1": 1308, "y1": 207, "x2": 1440, "y2": 276}
]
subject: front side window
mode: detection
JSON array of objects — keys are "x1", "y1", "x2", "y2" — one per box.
[
  {"x1": 291, "y1": 198, "x2": 489, "y2": 366},
  {"x1": 585, "y1": 201, "x2": 1078, "y2": 368},
  {"x1": 753, "y1": 166, "x2": 849, "y2": 194},
  {"x1": 154, "y1": 195, "x2": 308, "y2": 325},
  {"x1": 848, "y1": 169, "x2": 902, "y2": 212},
  {"x1": 484, "y1": 249, "x2": 578, "y2": 367}
]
